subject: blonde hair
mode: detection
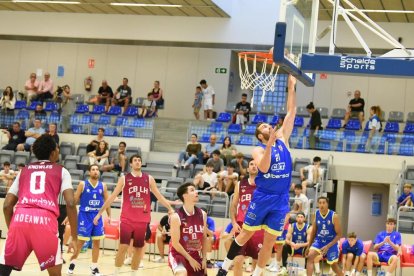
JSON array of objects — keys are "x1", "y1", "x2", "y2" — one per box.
[{"x1": 404, "y1": 183, "x2": 412, "y2": 189}]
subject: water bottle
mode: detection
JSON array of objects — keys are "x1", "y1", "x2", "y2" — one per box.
[{"x1": 293, "y1": 262, "x2": 299, "y2": 276}]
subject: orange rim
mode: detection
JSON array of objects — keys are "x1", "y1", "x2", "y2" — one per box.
[{"x1": 238, "y1": 51, "x2": 274, "y2": 64}]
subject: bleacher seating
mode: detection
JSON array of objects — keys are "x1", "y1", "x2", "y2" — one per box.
[
  {"x1": 261, "y1": 104, "x2": 275, "y2": 115},
  {"x1": 106, "y1": 106, "x2": 122, "y2": 116},
  {"x1": 228, "y1": 124, "x2": 241, "y2": 134},
  {"x1": 215, "y1": 112, "x2": 232, "y2": 123},
  {"x1": 75, "y1": 104, "x2": 89, "y2": 114},
  {"x1": 383, "y1": 121, "x2": 399, "y2": 133},
  {"x1": 44, "y1": 102, "x2": 58, "y2": 112},
  {"x1": 294, "y1": 117, "x2": 304, "y2": 127},
  {"x1": 123, "y1": 106, "x2": 139, "y2": 117},
  {"x1": 326, "y1": 118, "x2": 341, "y2": 129},
  {"x1": 345, "y1": 119, "x2": 361, "y2": 130},
  {"x1": 407, "y1": 112, "x2": 414, "y2": 123},
  {"x1": 296, "y1": 106, "x2": 309, "y2": 117},
  {"x1": 331, "y1": 108, "x2": 346, "y2": 119},
  {"x1": 388, "y1": 111, "x2": 404, "y2": 122},
  {"x1": 317, "y1": 107, "x2": 329, "y2": 119},
  {"x1": 14, "y1": 100, "x2": 27, "y2": 109},
  {"x1": 244, "y1": 124, "x2": 256, "y2": 135},
  {"x1": 27, "y1": 101, "x2": 41, "y2": 110},
  {"x1": 90, "y1": 105, "x2": 106, "y2": 114},
  {"x1": 251, "y1": 114, "x2": 267, "y2": 124}
]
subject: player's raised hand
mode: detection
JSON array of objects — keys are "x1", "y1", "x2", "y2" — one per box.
[
  {"x1": 189, "y1": 256, "x2": 202, "y2": 271},
  {"x1": 288, "y1": 74, "x2": 297, "y2": 91},
  {"x1": 267, "y1": 125, "x2": 278, "y2": 146},
  {"x1": 93, "y1": 213, "x2": 101, "y2": 225}
]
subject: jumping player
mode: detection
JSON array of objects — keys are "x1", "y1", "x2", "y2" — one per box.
[
  {"x1": 230, "y1": 160, "x2": 263, "y2": 276},
  {"x1": 217, "y1": 75, "x2": 297, "y2": 276},
  {"x1": 341, "y1": 232, "x2": 366, "y2": 276},
  {"x1": 93, "y1": 154, "x2": 174, "y2": 276},
  {"x1": 169, "y1": 183, "x2": 208, "y2": 276},
  {"x1": 307, "y1": 197, "x2": 343, "y2": 276},
  {"x1": 67, "y1": 164, "x2": 111, "y2": 275},
  {"x1": 0, "y1": 134, "x2": 78, "y2": 275}
]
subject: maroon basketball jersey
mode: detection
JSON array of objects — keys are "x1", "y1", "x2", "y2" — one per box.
[
  {"x1": 236, "y1": 178, "x2": 256, "y2": 223},
  {"x1": 15, "y1": 161, "x2": 63, "y2": 218},
  {"x1": 171, "y1": 206, "x2": 204, "y2": 256},
  {"x1": 121, "y1": 172, "x2": 151, "y2": 224}
]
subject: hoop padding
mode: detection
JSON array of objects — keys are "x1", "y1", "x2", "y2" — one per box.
[{"x1": 238, "y1": 51, "x2": 280, "y2": 93}]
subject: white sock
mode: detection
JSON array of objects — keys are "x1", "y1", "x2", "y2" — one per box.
[
  {"x1": 70, "y1": 260, "x2": 76, "y2": 265},
  {"x1": 345, "y1": 271, "x2": 350, "y2": 276},
  {"x1": 206, "y1": 252, "x2": 212, "y2": 261},
  {"x1": 130, "y1": 270, "x2": 138, "y2": 276},
  {"x1": 367, "y1": 270, "x2": 372, "y2": 276},
  {"x1": 244, "y1": 258, "x2": 250, "y2": 267},
  {"x1": 314, "y1": 263, "x2": 320, "y2": 273},
  {"x1": 252, "y1": 266, "x2": 264, "y2": 276},
  {"x1": 386, "y1": 272, "x2": 392, "y2": 276},
  {"x1": 356, "y1": 272, "x2": 360, "y2": 276},
  {"x1": 91, "y1": 263, "x2": 97, "y2": 269},
  {"x1": 114, "y1": 267, "x2": 121, "y2": 275},
  {"x1": 222, "y1": 258, "x2": 234, "y2": 271}
]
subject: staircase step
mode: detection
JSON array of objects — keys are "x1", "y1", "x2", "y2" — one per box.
[{"x1": 153, "y1": 141, "x2": 185, "y2": 153}]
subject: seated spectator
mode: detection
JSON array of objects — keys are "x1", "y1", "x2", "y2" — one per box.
[
  {"x1": 140, "y1": 92, "x2": 156, "y2": 118},
  {"x1": 291, "y1": 184, "x2": 309, "y2": 217},
  {"x1": 47, "y1": 123, "x2": 59, "y2": 145},
  {"x1": 342, "y1": 232, "x2": 367, "y2": 276},
  {"x1": 88, "y1": 141, "x2": 109, "y2": 169},
  {"x1": 102, "y1": 141, "x2": 127, "y2": 174},
  {"x1": 199, "y1": 134, "x2": 220, "y2": 164},
  {"x1": 87, "y1": 127, "x2": 106, "y2": 153},
  {"x1": 0, "y1": 161, "x2": 16, "y2": 191},
  {"x1": 89, "y1": 80, "x2": 113, "y2": 111},
  {"x1": 207, "y1": 150, "x2": 225, "y2": 173},
  {"x1": 343, "y1": 90, "x2": 365, "y2": 129},
  {"x1": 36, "y1": 72, "x2": 54, "y2": 102},
  {"x1": 366, "y1": 105, "x2": 383, "y2": 153},
  {"x1": 366, "y1": 218, "x2": 401, "y2": 276},
  {"x1": 153, "y1": 214, "x2": 170, "y2": 263},
  {"x1": 24, "y1": 72, "x2": 39, "y2": 102},
  {"x1": 1, "y1": 122, "x2": 26, "y2": 151},
  {"x1": 151, "y1": 80, "x2": 164, "y2": 110},
  {"x1": 230, "y1": 152, "x2": 248, "y2": 179},
  {"x1": 234, "y1": 93, "x2": 251, "y2": 129},
  {"x1": 192, "y1": 86, "x2": 203, "y2": 120},
  {"x1": 112, "y1": 77, "x2": 131, "y2": 111},
  {"x1": 33, "y1": 103, "x2": 47, "y2": 119},
  {"x1": 0, "y1": 86, "x2": 16, "y2": 114},
  {"x1": 397, "y1": 183, "x2": 414, "y2": 209},
  {"x1": 217, "y1": 163, "x2": 238, "y2": 196},
  {"x1": 17, "y1": 119, "x2": 45, "y2": 152},
  {"x1": 174, "y1": 133, "x2": 201, "y2": 169},
  {"x1": 193, "y1": 161, "x2": 217, "y2": 191},
  {"x1": 220, "y1": 136, "x2": 237, "y2": 165},
  {"x1": 299, "y1": 156, "x2": 324, "y2": 191}
]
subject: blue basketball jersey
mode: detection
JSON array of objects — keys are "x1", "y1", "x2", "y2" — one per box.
[
  {"x1": 79, "y1": 179, "x2": 104, "y2": 212},
  {"x1": 255, "y1": 139, "x2": 292, "y2": 195},
  {"x1": 315, "y1": 209, "x2": 336, "y2": 243},
  {"x1": 374, "y1": 231, "x2": 401, "y2": 255},
  {"x1": 342, "y1": 239, "x2": 364, "y2": 256},
  {"x1": 292, "y1": 223, "x2": 309, "y2": 244}
]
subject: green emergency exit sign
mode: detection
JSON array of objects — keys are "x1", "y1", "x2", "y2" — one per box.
[{"x1": 215, "y1": 68, "x2": 227, "y2": 74}]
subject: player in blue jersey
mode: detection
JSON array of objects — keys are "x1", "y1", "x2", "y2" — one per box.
[
  {"x1": 341, "y1": 232, "x2": 366, "y2": 276},
  {"x1": 217, "y1": 75, "x2": 297, "y2": 276},
  {"x1": 366, "y1": 218, "x2": 401, "y2": 276},
  {"x1": 307, "y1": 197, "x2": 343, "y2": 276},
  {"x1": 67, "y1": 164, "x2": 111, "y2": 276}
]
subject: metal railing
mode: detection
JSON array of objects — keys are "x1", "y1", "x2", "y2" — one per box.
[{"x1": 396, "y1": 205, "x2": 414, "y2": 233}]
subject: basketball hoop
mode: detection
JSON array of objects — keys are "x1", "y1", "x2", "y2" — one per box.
[{"x1": 238, "y1": 51, "x2": 280, "y2": 105}]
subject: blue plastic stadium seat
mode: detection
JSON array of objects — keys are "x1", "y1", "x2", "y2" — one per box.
[
  {"x1": 122, "y1": 128, "x2": 136, "y2": 138},
  {"x1": 14, "y1": 100, "x2": 27, "y2": 110},
  {"x1": 75, "y1": 104, "x2": 89, "y2": 114},
  {"x1": 364, "y1": 121, "x2": 370, "y2": 131},
  {"x1": 44, "y1": 102, "x2": 58, "y2": 112},
  {"x1": 71, "y1": 125, "x2": 87, "y2": 134},
  {"x1": 47, "y1": 112, "x2": 60, "y2": 124},
  {"x1": 27, "y1": 101, "x2": 42, "y2": 110},
  {"x1": 387, "y1": 142, "x2": 399, "y2": 155},
  {"x1": 402, "y1": 134, "x2": 414, "y2": 144},
  {"x1": 384, "y1": 133, "x2": 398, "y2": 143},
  {"x1": 294, "y1": 117, "x2": 304, "y2": 127},
  {"x1": 383, "y1": 122, "x2": 399, "y2": 133},
  {"x1": 319, "y1": 129, "x2": 337, "y2": 141},
  {"x1": 16, "y1": 110, "x2": 30, "y2": 120},
  {"x1": 216, "y1": 112, "x2": 232, "y2": 123},
  {"x1": 228, "y1": 124, "x2": 242, "y2": 134},
  {"x1": 123, "y1": 106, "x2": 139, "y2": 117},
  {"x1": 326, "y1": 118, "x2": 341, "y2": 129},
  {"x1": 403, "y1": 123, "x2": 414, "y2": 134},
  {"x1": 70, "y1": 114, "x2": 91, "y2": 125},
  {"x1": 114, "y1": 116, "x2": 128, "y2": 126},
  {"x1": 345, "y1": 119, "x2": 361, "y2": 130},
  {"x1": 91, "y1": 125, "x2": 117, "y2": 136},
  {"x1": 251, "y1": 114, "x2": 267, "y2": 124},
  {"x1": 376, "y1": 144, "x2": 385, "y2": 154},
  {"x1": 34, "y1": 114, "x2": 47, "y2": 122},
  {"x1": 291, "y1": 127, "x2": 299, "y2": 137},
  {"x1": 270, "y1": 115, "x2": 280, "y2": 125},
  {"x1": 317, "y1": 141, "x2": 332, "y2": 151},
  {"x1": 208, "y1": 122, "x2": 223, "y2": 132},
  {"x1": 356, "y1": 143, "x2": 366, "y2": 153},
  {"x1": 399, "y1": 144, "x2": 414, "y2": 156},
  {"x1": 90, "y1": 105, "x2": 105, "y2": 114},
  {"x1": 244, "y1": 124, "x2": 256, "y2": 135},
  {"x1": 128, "y1": 118, "x2": 145, "y2": 128},
  {"x1": 95, "y1": 115, "x2": 111, "y2": 125},
  {"x1": 336, "y1": 141, "x2": 352, "y2": 152},
  {"x1": 106, "y1": 106, "x2": 122, "y2": 115},
  {"x1": 237, "y1": 136, "x2": 253, "y2": 146},
  {"x1": 199, "y1": 133, "x2": 210, "y2": 143}
]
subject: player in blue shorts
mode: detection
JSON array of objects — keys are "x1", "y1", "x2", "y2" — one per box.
[
  {"x1": 366, "y1": 218, "x2": 401, "y2": 276},
  {"x1": 217, "y1": 75, "x2": 297, "y2": 276},
  {"x1": 341, "y1": 232, "x2": 366, "y2": 276},
  {"x1": 67, "y1": 164, "x2": 111, "y2": 276},
  {"x1": 307, "y1": 197, "x2": 343, "y2": 276}
]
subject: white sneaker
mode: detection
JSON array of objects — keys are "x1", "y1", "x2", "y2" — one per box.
[
  {"x1": 153, "y1": 257, "x2": 164, "y2": 263},
  {"x1": 277, "y1": 267, "x2": 288, "y2": 276},
  {"x1": 139, "y1": 261, "x2": 144, "y2": 269},
  {"x1": 267, "y1": 262, "x2": 279, "y2": 272},
  {"x1": 124, "y1": 257, "x2": 132, "y2": 265}
]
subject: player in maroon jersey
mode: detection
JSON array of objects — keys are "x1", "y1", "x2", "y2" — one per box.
[
  {"x1": 169, "y1": 182, "x2": 208, "y2": 276},
  {"x1": 0, "y1": 134, "x2": 78, "y2": 276},
  {"x1": 93, "y1": 154, "x2": 174, "y2": 276},
  {"x1": 229, "y1": 159, "x2": 263, "y2": 276}
]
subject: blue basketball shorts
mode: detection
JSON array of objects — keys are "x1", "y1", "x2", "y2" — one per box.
[
  {"x1": 375, "y1": 251, "x2": 396, "y2": 264},
  {"x1": 78, "y1": 211, "x2": 105, "y2": 241},
  {"x1": 275, "y1": 229, "x2": 288, "y2": 244},
  {"x1": 310, "y1": 239, "x2": 339, "y2": 264}
]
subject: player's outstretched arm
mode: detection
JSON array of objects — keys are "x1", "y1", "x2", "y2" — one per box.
[
  {"x1": 149, "y1": 176, "x2": 174, "y2": 214},
  {"x1": 281, "y1": 75, "x2": 297, "y2": 141},
  {"x1": 102, "y1": 182, "x2": 111, "y2": 218},
  {"x1": 93, "y1": 176, "x2": 124, "y2": 225},
  {"x1": 304, "y1": 225, "x2": 312, "y2": 248},
  {"x1": 3, "y1": 193, "x2": 18, "y2": 228}
]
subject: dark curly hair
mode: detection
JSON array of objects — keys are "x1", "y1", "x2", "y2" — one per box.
[{"x1": 32, "y1": 134, "x2": 57, "y2": 160}]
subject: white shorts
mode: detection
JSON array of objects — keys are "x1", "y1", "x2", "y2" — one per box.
[{"x1": 203, "y1": 100, "x2": 213, "y2": 110}]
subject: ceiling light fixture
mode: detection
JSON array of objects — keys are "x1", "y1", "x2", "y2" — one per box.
[
  {"x1": 110, "y1": 3, "x2": 182, "y2": 7},
  {"x1": 12, "y1": 0, "x2": 80, "y2": 4}
]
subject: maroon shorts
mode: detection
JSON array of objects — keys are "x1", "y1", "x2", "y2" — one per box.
[
  {"x1": 0, "y1": 209, "x2": 62, "y2": 271},
  {"x1": 168, "y1": 251, "x2": 205, "y2": 276},
  {"x1": 240, "y1": 230, "x2": 264, "y2": 259},
  {"x1": 119, "y1": 221, "x2": 147, "y2": 248}
]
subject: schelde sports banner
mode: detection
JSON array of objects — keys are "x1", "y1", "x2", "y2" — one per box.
[{"x1": 301, "y1": 53, "x2": 414, "y2": 78}]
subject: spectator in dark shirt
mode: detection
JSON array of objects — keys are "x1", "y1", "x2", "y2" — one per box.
[
  {"x1": 47, "y1": 123, "x2": 59, "y2": 145},
  {"x1": 34, "y1": 103, "x2": 47, "y2": 119},
  {"x1": 174, "y1": 133, "x2": 202, "y2": 169},
  {"x1": 343, "y1": 90, "x2": 365, "y2": 129},
  {"x1": 306, "y1": 102, "x2": 322, "y2": 149},
  {"x1": 89, "y1": 80, "x2": 113, "y2": 111},
  {"x1": 234, "y1": 93, "x2": 251, "y2": 129},
  {"x1": 112, "y1": 77, "x2": 131, "y2": 111},
  {"x1": 1, "y1": 122, "x2": 26, "y2": 151},
  {"x1": 154, "y1": 215, "x2": 171, "y2": 263}
]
